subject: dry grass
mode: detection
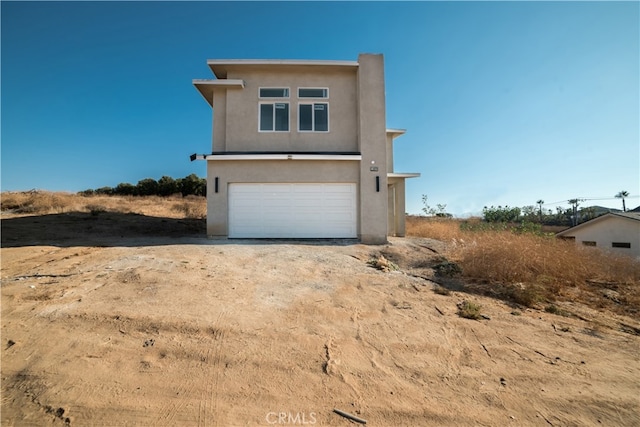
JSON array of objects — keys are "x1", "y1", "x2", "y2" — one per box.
[
  {"x1": 407, "y1": 216, "x2": 640, "y2": 318},
  {"x1": 1, "y1": 191, "x2": 207, "y2": 219}
]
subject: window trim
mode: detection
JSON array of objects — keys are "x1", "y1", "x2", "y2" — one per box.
[
  {"x1": 298, "y1": 102, "x2": 329, "y2": 133},
  {"x1": 259, "y1": 87, "x2": 290, "y2": 98},
  {"x1": 259, "y1": 102, "x2": 290, "y2": 132},
  {"x1": 298, "y1": 87, "x2": 329, "y2": 99}
]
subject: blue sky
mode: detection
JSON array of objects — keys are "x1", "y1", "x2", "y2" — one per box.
[{"x1": 2, "y1": 1, "x2": 638, "y2": 216}]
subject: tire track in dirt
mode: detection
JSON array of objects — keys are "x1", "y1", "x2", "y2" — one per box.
[
  {"x1": 154, "y1": 311, "x2": 228, "y2": 427},
  {"x1": 199, "y1": 316, "x2": 227, "y2": 427}
]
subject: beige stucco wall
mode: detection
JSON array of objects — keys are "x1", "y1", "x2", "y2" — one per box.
[
  {"x1": 562, "y1": 216, "x2": 640, "y2": 258},
  {"x1": 211, "y1": 89, "x2": 228, "y2": 151},
  {"x1": 386, "y1": 135, "x2": 394, "y2": 173},
  {"x1": 387, "y1": 178, "x2": 406, "y2": 237},
  {"x1": 210, "y1": 68, "x2": 358, "y2": 153},
  {"x1": 357, "y1": 54, "x2": 388, "y2": 244},
  {"x1": 206, "y1": 160, "x2": 360, "y2": 237}
]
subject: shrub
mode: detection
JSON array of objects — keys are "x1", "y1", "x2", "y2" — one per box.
[
  {"x1": 433, "y1": 260, "x2": 462, "y2": 277},
  {"x1": 433, "y1": 286, "x2": 451, "y2": 296},
  {"x1": 508, "y1": 283, "x2": 546, "y2": 307},
  {"x1": 457, "y1": 301, "x2": 482, "y2": 320},
  {"x1": 544, "y1": 304, "x2": 572, "y2": 317}
]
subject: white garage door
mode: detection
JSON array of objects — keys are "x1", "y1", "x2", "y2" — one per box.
[{"x1": 228, "y1": 183, "x2": 357, "y2": 238}]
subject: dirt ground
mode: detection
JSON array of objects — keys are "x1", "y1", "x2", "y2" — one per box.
[{"x1": 1, "y1": 212, "x2": 639, "y2": 426}]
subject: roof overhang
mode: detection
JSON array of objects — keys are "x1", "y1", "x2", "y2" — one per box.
[
  {"x1": 193, "y1": 79, "x2": 245, "y2": 106},
  {"x1": 386, "y1": 129, "x2": 406, "y2": 140},
  {"x1": 191, "y1": 153, "x2": 362, "y2": 162},
  {"x1": 387, "y1": 173, "x2": 420, "y2": 179},
  {"x1": 207, "y1": 59, "x2": 359, "y2": 78}
]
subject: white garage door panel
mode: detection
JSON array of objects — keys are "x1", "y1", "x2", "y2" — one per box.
[{"x1": 229, "y1": 183, "x2": 357, "y2": 238}]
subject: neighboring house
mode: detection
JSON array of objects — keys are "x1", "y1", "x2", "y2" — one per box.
[
  {"x1": 191, "y1": 54, "x2": 419, "y2": 243},
  {"x1": 556, "y1": 212, "x2": 640, "y2": 258}
]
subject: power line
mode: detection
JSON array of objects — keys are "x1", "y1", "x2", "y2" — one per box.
[{"x1": 541, "y1": 195, "x2": 639, "y2": 207}]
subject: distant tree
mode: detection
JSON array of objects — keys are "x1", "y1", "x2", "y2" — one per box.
[
  {"x1": 482, "y1": 205, "x2": 521, "y2": 223},
  {"x1": 94, "y1": 186, "x2": 114, "y2": 195},
  {"x1": 158, "y1": 176, "x2": 179, "y2": 196},
  {"x1": 536, "y1": 200, "x2": 544, "y2": 220},
  {"x1": 178, "y1": 174, "x2": 206, "y2": 196},
  {"x1": 615, "y1": 190, "x2": 629, "y2": 212},
  {"x1": 79, "y1": 189, "x2": 95, "y2": 196},
  {"x1": 521, "y1": 205, "x2": 537, "y2": 222},
  {"x1": 136, "y1": 178, "x2": 159, "y2": 196},
  {"x1": 581, "y1": 206, "x2": 597, "y2": 222},
  {"x1": 86, "y1": 174, "x2": 206, "y2": 198},
  {"x1": 115, "y1": 182, "x2": 136, "y2": 196}
]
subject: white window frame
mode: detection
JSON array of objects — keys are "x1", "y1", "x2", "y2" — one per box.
[
  {"x1": 298, "y1": 102, "x2": 329, "y2": 132},
  {"x1": 259, "y1": 87, "x2": 290, "y2": 98},
  {"x1": 259, "y1": 102, "x2": 290, "y2": 132},
  {"x1": 298, "y1": 87, "x2": 329, "y2": 99},
  {"x1": 258, "y1": 87, "x2": 290, "y2": 132}
]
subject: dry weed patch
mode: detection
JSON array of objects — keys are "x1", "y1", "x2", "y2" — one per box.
[
  {"x1": 367, "y1": 255, "x2": 399, "y2": 272},
  {"x1": 1, "y1": 191, "x2": 206, "y2": 220},
  {"x1": 407, "y1": 216, "x2": 640, "y2": 318},
  {"x1": 1, "y1": 191, "x2": 77, "y2": 214}
]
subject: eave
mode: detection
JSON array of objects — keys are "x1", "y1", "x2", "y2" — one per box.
[
  {"x1": 192, "y1": 79, "x2": 245, "y2": 106},
  {"x1": 386, "y1": 129, "x2": 406, "y2": 140},
  {"x1": 190, "y1": 152, "x2": 362, "y2": 162},
  {"x1": 207, "y1": 59, "x2": 359, "y2": 79},
  {"x1": 388, "y1": 173, "x2": 420, "y2": 179}
]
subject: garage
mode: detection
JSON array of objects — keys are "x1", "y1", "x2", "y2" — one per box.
[{"x1": 228, "y1": 183, "x2": 357, "y2": 238}]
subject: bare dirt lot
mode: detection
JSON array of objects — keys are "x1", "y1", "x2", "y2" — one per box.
[{"x1": 2, "y1": 210, "x2": 639, "y2": 426}]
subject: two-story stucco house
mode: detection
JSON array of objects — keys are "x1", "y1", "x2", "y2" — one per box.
[{"x1": 191, "y1": 53, "x2": 419, "y2": 244}]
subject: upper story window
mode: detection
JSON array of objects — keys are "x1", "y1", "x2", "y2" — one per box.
[
  {"x1": 260, "y1": 103, "x2": 289, "y2": 132},
  {"x1": 298, "y1": 87, "x2": 329, "y2": 132},
  {"x1": 299, "y1": 103, "x2": 328, "y2": 132},
  {"x1": 298, "y1": 88, "x2": 328, "y2": 98},
  {"x1": 259, "y1": 87, "x2": 289, "y2": 98},
  {"x1": 259, "y1": 88, "x2": 289, "y2": 132}
]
